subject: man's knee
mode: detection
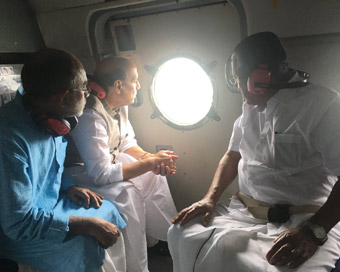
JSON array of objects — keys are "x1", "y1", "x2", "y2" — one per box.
[
  {"x1": 167, "y1": 223, "x2": 182, "y2": 244},
  {"x1": 115, "y1": 185, "x2": 145, "y2": 223}
]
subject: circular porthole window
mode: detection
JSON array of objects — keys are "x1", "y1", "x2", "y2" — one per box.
[{"x1": 149, "y1": 56, "x2": 218, "y2": 130}]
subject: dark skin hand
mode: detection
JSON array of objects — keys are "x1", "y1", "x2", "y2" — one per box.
[
  {"x1": 68, "y1": 216, "x2": 120, "y2": 249},
  {"x1": 88, "y1": 217, "x2": 121, "y2": 248},
  {"x1": 66, "y1": 185, "x2": 104, "y2": 208},
  {"x1": 172, "y1": 198, "x2": 216, "y2": 227},
  {"x1": 266, "y1": 226, "x2": 319, "y2": 269},
  {"x1": 267, "y1": 180, "x2": 340, "y2": 269},
  {"x1": 172, "y1": 150, "x2": 241, "y2": 227}
]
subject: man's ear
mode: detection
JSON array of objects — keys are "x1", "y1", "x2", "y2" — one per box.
[
  {"x1": 57, "y1": 90, "x2": 70, "y2": 107},
  {"x1": 113, "y1": 80, "x2": 122, "y2": 94}
]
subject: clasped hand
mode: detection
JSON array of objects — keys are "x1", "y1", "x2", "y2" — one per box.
[
  {"x1": 266, "y1": 226, "x2": 318, "y2": 269},
  {"x1": 152, "y1": 150, "x2": 179, "y2": 176}
]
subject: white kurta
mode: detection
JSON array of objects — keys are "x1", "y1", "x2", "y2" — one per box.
[
  {"x1": 67, "y1": 108, "x2": 177, "y2": 272},
  {"x1": 168, "y1": 80, "x2": 340, "y2": 272}
]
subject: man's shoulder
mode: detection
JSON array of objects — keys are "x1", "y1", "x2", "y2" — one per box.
[
  {"x1": 298, "y1": 83, "x2": 338, "y2": 101},
  {"x1": 280, "y1": 83, "x2": 339, "y2": 113},
  {"x1": 0, "y1": 100, "x2": 23, "y2": 133}
]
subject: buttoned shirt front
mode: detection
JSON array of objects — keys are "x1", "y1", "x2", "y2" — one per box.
[{"x1": 229, "y1": 79, "x2": 340, "y2": 206}]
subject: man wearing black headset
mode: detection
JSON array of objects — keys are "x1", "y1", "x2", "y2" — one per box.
[
  {"x1": 0, "y1": 48, "x2": 126, "y2": 272},
  {"x1": 169, "y1": 32, "x2": 340, "y2": 271}
]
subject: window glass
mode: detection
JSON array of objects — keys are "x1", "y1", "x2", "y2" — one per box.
[{"x1": 151, "y1": 57, "x2": 214, "y2": 128}]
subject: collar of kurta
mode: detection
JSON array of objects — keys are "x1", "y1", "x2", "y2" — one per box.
[{"x1": 101, "y1": 99, "x2": 120, "y2": 119}]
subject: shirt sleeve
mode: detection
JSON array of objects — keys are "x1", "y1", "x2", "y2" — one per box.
[
  {"x1": 60, "y1": 170, "x2": 76, "y2": 191},
  {"x1": 228, "y1": 115, "x2": 242, "y2": 152},
  {"x1": 0, "y1": 132, "x2": 69, "y2": 243},
  {"x1": 311, "y1": 94, "x2": 340, "y2": 176},
  {"x1": 119, "y1": 119, "x2": 138, "y2": 153},
  {"x1": 69, "y1": 109, "x2": 124, "y2": 185}
]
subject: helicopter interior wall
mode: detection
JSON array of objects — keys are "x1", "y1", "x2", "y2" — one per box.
[
  {"x1": 282, "y1": 34, "x2": 340, "y2": 93},
  {"x1": 0, "y1": 0, "x2": 44, "y2": 54},
  {"x1": 1, "y1": 0, "x2": 340, "y2": 211},
  {"x1": 108, "y1": 3, "x2": 242, "y2": 210}
]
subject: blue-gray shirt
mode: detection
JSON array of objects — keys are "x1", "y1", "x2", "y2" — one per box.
[{"x1": 0, "y1": 93, "x2": 126, "y2": 272}]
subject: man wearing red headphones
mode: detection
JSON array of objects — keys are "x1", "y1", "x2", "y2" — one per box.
[
  {"x1": 169, "y1": 32, "x2": 340, "y2": 271},
  {"x1": 66, "y1": 57, "x2": 178, "y2": 272},
  {"x1": 0, "y1": 48, "x2": 126, "y2": 272}
]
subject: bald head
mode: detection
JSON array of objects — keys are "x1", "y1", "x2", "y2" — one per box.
[{"x1": 94, "y1": 57, "x2": 135, "y2": 88}]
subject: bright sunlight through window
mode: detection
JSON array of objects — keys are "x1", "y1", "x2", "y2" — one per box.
[{"x1": 152, "y1": 57, "x2": 214, "y2": 127}]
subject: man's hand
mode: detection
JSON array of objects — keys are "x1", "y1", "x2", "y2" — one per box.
[
  {"x1": 266, "y1": 226, "x2": 318, "y2": 269},
  {"x1": 150, "y1": 150, "x2": 179, "y2": 176},
  {"x1": 69, "y1": 216, "x2": 120, "y2": 249},
  {"x1": 88, "y1": 217, "x2": 121, "y2": 248},
  {"x1": 172, "y1": 198, "x2": 216, "y2": 226},
  {"x1": 66, "y1": 185, "x2": 103, "y2": 208}
]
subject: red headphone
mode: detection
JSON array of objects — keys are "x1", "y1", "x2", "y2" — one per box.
[
  {"x1": 32, "y1": 113, "x2": 78, "y2": 136},
  {"x1": 225, "y1": 57, "x2": 272, "y2": 95},
  {"x1": 87, "y1": 74, "x2": 108, "y2": 99},
  {"x1": 247, "y1": 65, "x2": 310, "y2": 95},
  {"x1": 88, "y1": 80, "x2": 106, "y2": 99},
  {"x1": 225, "y1": 57, "x2": 309, "y2": 95},
  {"x1": 247, "y1": 64, "x2": 271, "y2": 95}
]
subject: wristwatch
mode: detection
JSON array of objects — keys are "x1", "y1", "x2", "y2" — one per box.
[{"x1": 303, "y1": 221, "x2": 328, "y2": 246}]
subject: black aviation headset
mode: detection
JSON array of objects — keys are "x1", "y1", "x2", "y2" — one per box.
[{"x1": 225, "y1": 55, "x2": 310, "y2": 95}]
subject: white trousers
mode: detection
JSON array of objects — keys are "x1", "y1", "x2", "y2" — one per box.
[
  {"x1": 168, "y1": 197, "x2": 340, "y2": 272},
  {"x1": 18, "y1": 234, "x2": 126, "y2": 272},
  {"x1": 69, "y1": 152, "x2": 178, "y2": 272}
]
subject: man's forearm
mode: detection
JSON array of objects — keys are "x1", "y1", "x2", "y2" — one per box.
[
  {"x1": 204, "y1": 150, "x2": 241, "y2": 204},
  {"x1": 122, "y1": 159, "x2": 153, "y2": 180},
  {"x1": 124, "y1": 146, "x2": 148, "y2": 160},
  {"x1": 68, "y1": 216, "x2": 93, "y2": 236},
  {"x1": 308, "y1": 178, "x2": 340, "y2": 232}
]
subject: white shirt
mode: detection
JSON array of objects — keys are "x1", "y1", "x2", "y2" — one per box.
[
  {"x1": 229, "y1": 82, "x2": 340, "y2": 206},
  {"x1": 69, "y1": 107, "x2": 137, "y2": 185}
]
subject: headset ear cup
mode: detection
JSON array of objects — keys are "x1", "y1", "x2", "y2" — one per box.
[
  {"x1": 89, "y1": 80, "x2": 106, "y2": 99},
  {"x1": 248, "y1": 65, "x2": 271, "y2": 95},
  {"x1": 39, "y1": 115, "x2": 71, "y2": 136}
]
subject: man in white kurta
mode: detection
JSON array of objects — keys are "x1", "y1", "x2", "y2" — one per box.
[
  {"x1": 66, "y1": 57, "x2": 178, "y2": 272},
  {"x1": 169, "y1": 32, "x2": 340, "y2": 271}
]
